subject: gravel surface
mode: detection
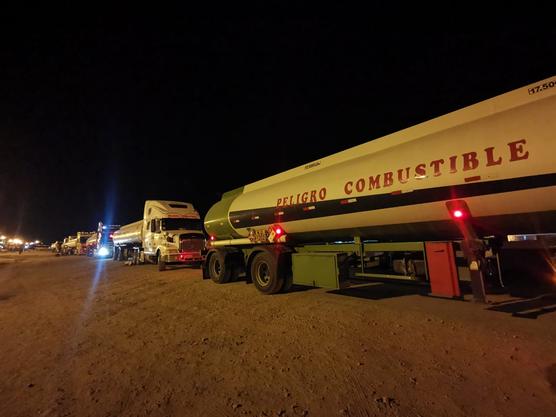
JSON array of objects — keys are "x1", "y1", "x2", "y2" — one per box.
[{"x1": 1, "y1": 251, "x2": 555, "y2": 417}]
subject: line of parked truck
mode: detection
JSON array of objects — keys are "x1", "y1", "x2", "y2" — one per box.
[
  {"x1": 54, "y1": 224, "x2": 119, "y2": 257},
  {"x1": 51, "y1": 75, "x2": 556, "y2": 302},
  {"x1": 53, "y1": 200, "x2": 205, "y2": 271}
]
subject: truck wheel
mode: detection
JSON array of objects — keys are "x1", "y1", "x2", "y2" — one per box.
[
  {"x1": 251, "y1": 251, "x2": 284, "y2": 294},
  {"x1": 157, "y1": 251, "x2": 166, "y2": 271},
  {"x1": 208, "y1": 251, "x2": 231, "y2": 283}
]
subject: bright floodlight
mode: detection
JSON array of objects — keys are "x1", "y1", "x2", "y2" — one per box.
[{"x1": 98, "y1": 246, "x2": 110, "y2": 257}]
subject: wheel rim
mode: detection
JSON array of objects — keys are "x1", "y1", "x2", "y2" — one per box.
[
  {"x1": 255, "y1": 261, "x2": 270, "y2": 286},
  {"x1": 212, "y1": 258, "x2": 221, "y2": 277}
]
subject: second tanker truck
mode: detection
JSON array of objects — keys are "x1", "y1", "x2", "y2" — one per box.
[
  {"x1": 203, "y1": 75, "x2": 556, "y2": 301},
  {"x1": 113, "y1": 200, "x2": 205, "y2": 271}
]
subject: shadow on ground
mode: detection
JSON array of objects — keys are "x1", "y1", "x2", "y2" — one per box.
[
  {"x1": 486, "y1": 293, "x2": 556, "y2": 319},
  {"x1": 0, "y1": 292, "x2": 16, "y2": 301},
  {"x1": 329, "y1": 281, "x2": 431, "y2": 300}
]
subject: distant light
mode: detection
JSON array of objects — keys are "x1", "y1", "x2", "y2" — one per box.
[
  {"x1": 35, "y1": 240, "x2": 40, "y2": 244},
  {"x1": 0, "y1": 235, "x2": 6, "y2": 240}
]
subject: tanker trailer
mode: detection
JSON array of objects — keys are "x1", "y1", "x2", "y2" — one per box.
[
  {"x1": 203, "y1": 75, "x2": 556, "y2": 299},
  {"x1": 112, "y1": 220, "x2": 143, "y2": 261},
  {"x1": 61, "y1": 235, "x2": 77, "y2": 256}
]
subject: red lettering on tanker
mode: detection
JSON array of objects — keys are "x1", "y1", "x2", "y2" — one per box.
[
  {"x1": 274, "y1": 140, "x2": 530, "y2": 207},
  {"x1": 276, "y1": 187, "x2": 327, "y2": 207},
  {"x1": 343, "y1": 140, "x2": 530, "y2": 195}
]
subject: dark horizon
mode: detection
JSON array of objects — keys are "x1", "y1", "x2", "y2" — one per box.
[{"x1": 1, "y1": 17, "x2": 555, "y2": 243}]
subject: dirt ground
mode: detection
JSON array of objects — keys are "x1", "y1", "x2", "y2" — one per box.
[{"x1": 0, "y1": 251, "x2": 555, "y2": 417}]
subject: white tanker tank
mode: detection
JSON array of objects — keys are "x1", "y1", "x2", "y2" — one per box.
[
  {"x1": 203, "y1": 75, "x2": 556, "y2": 297},
  {"x1": 112, "y1": 220, "x2": 142, "y2": 246},
  {"x1": 206, "y1": 75, "x2": 556, "y2": 242}
]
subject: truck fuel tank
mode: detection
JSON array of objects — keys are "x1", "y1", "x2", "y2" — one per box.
[{"x1": 205, "y1": 75, "x2": 556, "y2": 243}]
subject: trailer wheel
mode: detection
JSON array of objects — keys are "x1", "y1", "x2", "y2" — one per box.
[
  {"x1": 251, "y1": 251, "x2": 284, "y2": 294},
  {"x1": 208, "y1": 251, "x2": 231, "y2": 283}
]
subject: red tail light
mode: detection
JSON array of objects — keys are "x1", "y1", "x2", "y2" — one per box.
[
  {"x1": 270, "y1": 224, "x2": 286, "y2": 242},
  {"x1": 446, "y1": 200, "x2": 471, "y2": 221}
]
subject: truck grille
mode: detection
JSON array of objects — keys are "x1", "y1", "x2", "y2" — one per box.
[{"x1": 179, "y1": 234, "x2": 204, "y2": 252}]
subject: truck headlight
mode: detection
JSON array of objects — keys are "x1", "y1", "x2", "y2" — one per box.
[{"x1": 98, "y1": 247, "x2": 110, "y2": 257}]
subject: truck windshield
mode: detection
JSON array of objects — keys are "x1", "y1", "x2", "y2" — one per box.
[
  {"x1": 79, "y1": 237, "x2": 89, "y2": 243},
  {"x1": 161, "y1": 218, "x2": 202, "y2": 231}
]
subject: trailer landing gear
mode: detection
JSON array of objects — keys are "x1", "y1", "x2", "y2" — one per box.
[{"x1": 446, "y1": 200, "x2": 487, "y2": 303}]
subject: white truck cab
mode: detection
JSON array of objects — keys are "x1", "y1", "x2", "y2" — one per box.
[{"x1": 113, "y1": 200, "x2": 205, "y2": 270}]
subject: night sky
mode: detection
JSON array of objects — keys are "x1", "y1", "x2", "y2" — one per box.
[{"x1": 1, "y1": 15, "x2": 555, "y2": 243}]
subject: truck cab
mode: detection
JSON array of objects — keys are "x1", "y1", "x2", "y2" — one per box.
[
  {"x1": 76, "y1": 231, "x2": 93, "y2": 255},
  {"x1": 95, "y1": 222, "x2": 120, "y2": 258},
  {"x1": 85, "y1": 233, "x2": 98, "y2": 256},
  {"x1": 142, "y1": 200, "x2": 204, "y2": 269},
  {"x1": 112, "y1": 200, "x2": 205, "y2": 270}
]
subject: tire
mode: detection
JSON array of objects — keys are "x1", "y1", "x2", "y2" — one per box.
[
  {"x1": 208, "y1": 250, "x2": 231, "y2": 283},
  {"x1": 251, "y1": 251, "x2": 284, "y2": 294},
  {"x1": 157, "y1": 251, "x2": 166, "y2": 271}
]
